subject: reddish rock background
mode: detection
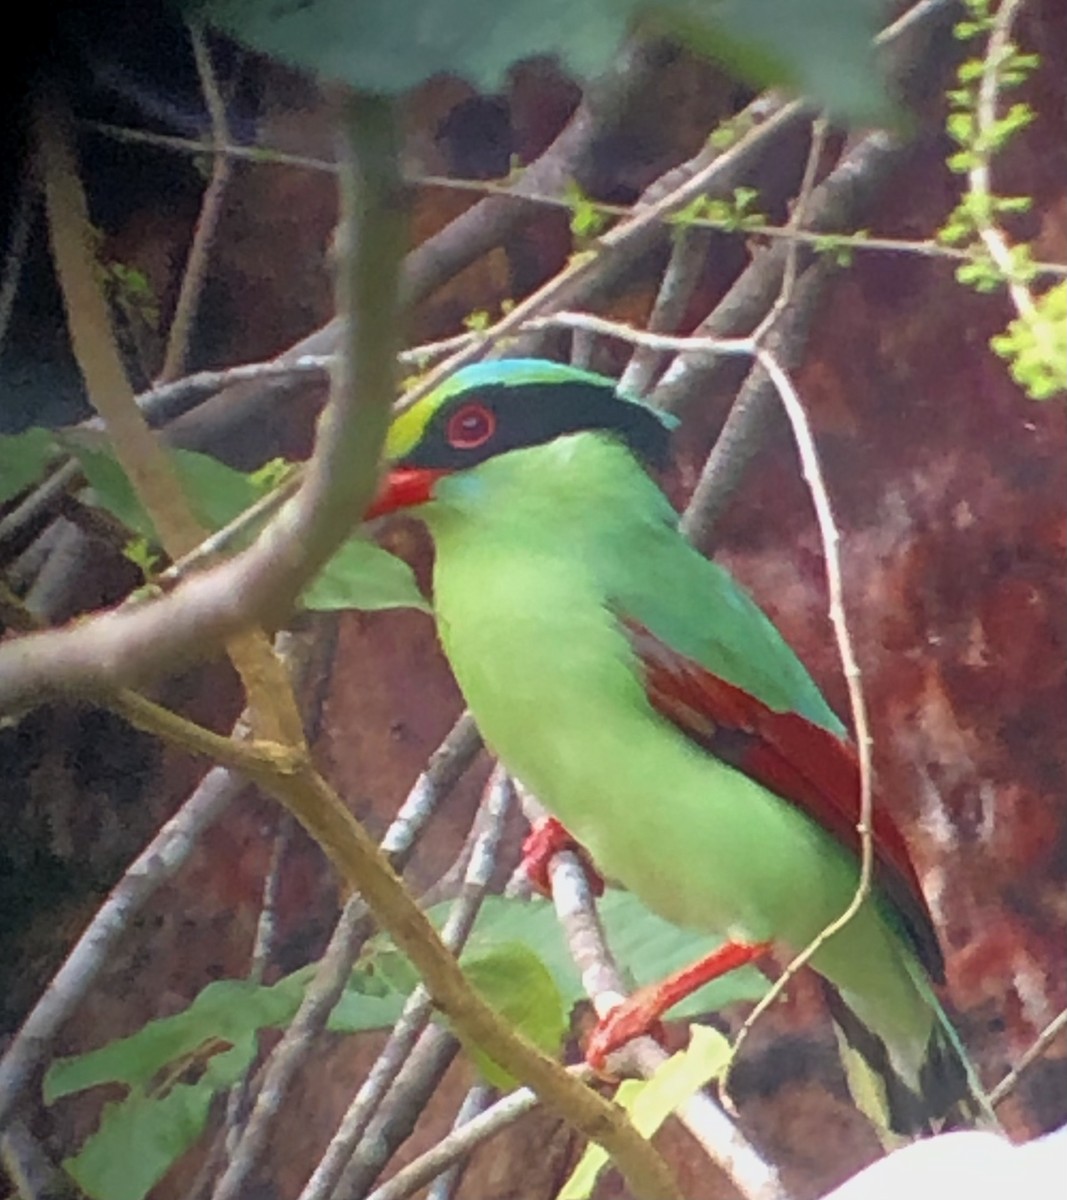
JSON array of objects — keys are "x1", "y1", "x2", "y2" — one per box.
[{"x1": 1, "y1": 3, "x2": 1064, "y2": 1198}]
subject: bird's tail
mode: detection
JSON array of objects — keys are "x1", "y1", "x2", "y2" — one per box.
[{"x1": 822, "y1": 973, "x2": 995, "y2": 1142}]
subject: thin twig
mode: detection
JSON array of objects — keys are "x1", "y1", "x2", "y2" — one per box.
[
  {"x1": 0, "y1": 624, "x2": 327, "y2": 1137},
  {"x1": 619, "y1": 220, "x2": 712, "y2": 397},
  {"x1": 679, "y1": 114, "x2": 833, "y2": 548},
  {"x1": 250, "y1": 815, "x2": 294, "y2": 980},
  {"x1": 969, "y1": 0, "x2": 1038, "y2": 322},
  {"x1": 989, "y1": 1007, "x2": 1067, "y2": 1108},
  {"x1": 210, "y1": 895, "x2": 376, "y2": 1200},
  {"x1": 0, "y1": 1118, "x2": 66, "y2": 1200},
  {"x1": 723, "y1": 349, "x2": 876, "y2": 1076},
  {"x1": 679, "y1": 263, "x2": 831, "y2": 549},
  {"x1": 0, "y1": 96, "x2": 405, "y2": 715},
  {"x1": 362, "y1": 1083, "x2": 555, "y2": 1200},
  {"x1": 381, "y1": 712, "x2": 483, "y2": 861},
  {"x1": 0, "y1": 172, "x2": 36, "y2": 351},
  {"x1": 523, "y1": 312, "x2": 755, "y2": 358},
  {"x1": 332, "y1": 1028, "x2": 463, "y2": 1200},
  {"x1": 652, "y1": 129, "x2": 911, "y2": 416},
  {"x1": 753, "y1": 117, "x2": 828, "y2": 344},
  {"x1": 423, "y1": 1085, "x2": 494, "y2": 1200},
  {"x1": 158, "y1": 24, "x2": 236, "y2": 382},
  {"x1": 36, "y1": 94, "x2": 209, "y2": 560},
  {"x1": 388, "y1": 100, "x2": 808, "y2": 417}
]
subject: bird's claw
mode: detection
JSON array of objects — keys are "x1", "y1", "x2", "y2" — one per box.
[
  {"x1": 585, "y1": 991, "x2": 669, "y2": 1074},
  {"x1": 521, "y1": 816, "x2": 604, "y2": 897}
]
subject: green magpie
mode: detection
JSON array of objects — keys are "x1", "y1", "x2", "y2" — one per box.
[{"x1": 366, "y1": 358, "x2": 988, "y2": 1137}]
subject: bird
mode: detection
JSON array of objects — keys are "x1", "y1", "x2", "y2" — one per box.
[{"x1": 365, "y1": 357, "x2": 989, "y2": 1137}]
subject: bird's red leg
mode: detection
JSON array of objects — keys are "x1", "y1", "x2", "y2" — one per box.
[
  {"x1": 585, "y1": 939, "x2": 773, "y2": 1072},
  {"x1": 521, "y1": 816, "x2": 604, "y2": 897}
]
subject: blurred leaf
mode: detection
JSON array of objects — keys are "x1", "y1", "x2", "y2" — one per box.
[
  {"x1": 61, "y1": 435, "x2": 426, "y2": 613},
  {"x1": 561, "y1": 1025, "x2": 731, "y2": 1199},
  {"x1": 66, "y1": 441, "x2": 262, "y2": 540},
  {"x1": 301, "y1": 538, "x2": 430, "y2": 613},
  {"x1": 197, "y1": 0, "x2": 889, "y2": 123},
  {"x1": 460, "y1": 941, "x2": 568, "y2": 1086},
  {"x1": 0, "y1": 427, "x2": 57, "y2": 504},
  {"x1": 655, "y1": 0, "x2": 888, "y2": 125}
]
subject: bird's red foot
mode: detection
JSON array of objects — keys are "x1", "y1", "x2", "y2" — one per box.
[
  {"x1": 586, "y1": 990, "x2": 670, "y2": 1073},
  {"x1": 521, "y1": 816, "x2": 604, "y2": 897},
  {"x1": 584, "y1": 939, "x2": 773, "y2": 1073}
]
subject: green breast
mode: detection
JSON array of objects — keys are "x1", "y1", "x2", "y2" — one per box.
[{"x1": 420, "y1": 434, "x2": 932, "y2": 1063}]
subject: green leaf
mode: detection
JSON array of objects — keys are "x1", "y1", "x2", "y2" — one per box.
[
  {"x1": 653, "y1": 0, "x2": 889, "y2": 125},
  {"x1": 561, "y1": 1025, "x2": 731, "y2": 1199},
  {"x1": 301, "y1": 538, "x2": 430, "y2": 613},
  {"x1": 456, "y1": 890, "x2": 769, "y2": 1020},
  {"x1": 45, "y1": 967, "x2": 408, "y2": 1104},
  {"x1": 0, "y1": 427, "x2": 57, "y2": 505},
  {"x1": 44, "y1": 978, "x2": 303, "y2": 1102},
  {"x1": 62, "y1": 1039, "x2": 253, "y2": 1200},
  {"x1": 196, "y1": 0, "x2": 890, "y2": 125},
  {"x1": 47, "y1": 966, "x2": 409, "y2": 1200},
  {"x1": 460, "y1": 942, "x2": 568, "y2": 1086},
  {"x1": 65, "y1": 439, "x2": 263, "y2": 541}
]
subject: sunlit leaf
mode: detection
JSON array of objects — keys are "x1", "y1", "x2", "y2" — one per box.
[{"x1": 561, "y1": 1025, "x2": 731, "y2": 1199}]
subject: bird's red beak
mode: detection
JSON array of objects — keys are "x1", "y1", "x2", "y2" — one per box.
[{"x1": 365, "y1": 467, "x2": 448, "y2": 520}]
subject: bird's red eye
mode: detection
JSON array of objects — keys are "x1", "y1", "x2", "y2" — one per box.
[{"x1": 445, "y1": 402, "x2": 496, "y2": 449}]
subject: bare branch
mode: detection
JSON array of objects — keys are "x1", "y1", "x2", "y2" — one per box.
[
  {"x1": 363, "y1": 1084, "x2": 548, "y2": 1200},
  {"x1": 619, "y1": 221, "x2": 713, "y2": 397},
  {"x1": 0, "y1": 96, "x2": 405, "y2": 716},
  {"x1": 0, "y1": 171, "x2": 35, "y2": 349},
  {"x1": 211, "y1": 717, "x2": 482, "y2": 1199},
  {"x1": 302, "y1": 771, "x2": 514, "y2": 1200},
  {"x1": 0, "y1": 622, "x2": 329, "y2": 1137},
  {"x1": 679, "y1": 263, "x2": 831, "y2": 550},
  {"x1": 423, "y1": 1085, "x2": 494, "y2": 1200},
  {"x1": 36, "y1": 94, "x2": 210, "y2": 560},
  {"x1": 989, "y1": 1007, "x2": 1067, "y2": 1108},
  {"x1": 380, "y1": 713, "x2": 483, "y2": 860},
  {"x1": 0, "y1": 1118, "x2": 65, "y2": 1200},
  {"x1": 652, "y1": 129, "x2": 911, "y2": 417},
  {"x1": 0, "y1": 764, "x2": 244, "y2": 1133},
  {"x1": 157, "y1": 24, "x2": 236, "y2": 383}
]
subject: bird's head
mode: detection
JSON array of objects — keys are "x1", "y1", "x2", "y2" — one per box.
[{"x1": 367, "y1": 358, "x2": 676, "y2": 519}]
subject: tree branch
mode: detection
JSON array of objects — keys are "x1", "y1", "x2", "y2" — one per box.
[{"x1": 0, "y1": 95, "x2": 405, "y2": 716}]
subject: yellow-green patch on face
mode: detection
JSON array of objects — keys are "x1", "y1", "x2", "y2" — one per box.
[{"x1": 386, "y1": 371, "x2": 474, "y2": 461}]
